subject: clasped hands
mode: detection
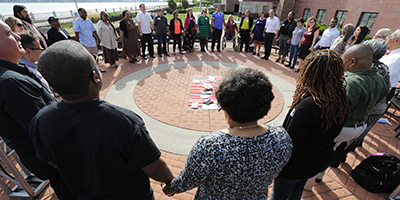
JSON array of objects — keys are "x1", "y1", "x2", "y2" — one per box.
[{"x1": 161, "y1": 182, "x2": 176, "y2": 197}]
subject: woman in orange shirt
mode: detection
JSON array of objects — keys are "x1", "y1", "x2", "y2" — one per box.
[{"x1": 169, "y1": 11, "x2": 186, "y2": 55}]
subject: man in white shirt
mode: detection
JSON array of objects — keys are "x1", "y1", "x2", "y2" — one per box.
[
  {"x1": 73, "y1": 8, "x2": 105, "y2": 72},
  {"x1": 380, "y1": 28, "x2": 400, "y2": 89},
  {"x1": 262, "y1": 10, "x2": 280, "y2": 60},
  {"x1": 19, "y1": 31, "x2": 53, "y2": 97},
  {"x1": 313, "y1": 17, "x2": 340, "y2": 50},
  {"x1": 137, "y1": 3, "x2": 156, "y2": 59}
]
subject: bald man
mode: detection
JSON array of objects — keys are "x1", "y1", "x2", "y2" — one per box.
[{"x1": 331, "y1": 44, "x2": 389, "y2": 167}]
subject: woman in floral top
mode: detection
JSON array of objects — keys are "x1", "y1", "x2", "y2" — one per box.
[{"x1": 163, "y1": 67, "x2": 293, "y2": 199}]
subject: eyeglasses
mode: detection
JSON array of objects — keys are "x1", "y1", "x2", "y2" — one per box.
[
  {"x1": 16, "y1": 23, "x2": 23, "y2": 27},
  {"x1": 29, "y1": 47, "x2": 44, "y2": 51},
  {"x1": 374, "y1": 35, "x2": 385, "y2": 39}
]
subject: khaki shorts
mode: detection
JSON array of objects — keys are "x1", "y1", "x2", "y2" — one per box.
[{"x1": 83, "y1": 46, "x2": 98, "y2": 56}]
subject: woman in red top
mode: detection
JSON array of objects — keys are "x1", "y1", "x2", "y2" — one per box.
[
  {"x1": 224, "y1": 15, "x2": 239, "y2": 49},
  {"x1": 297, "y1": 16, "x2": 319, "y2": 72}
]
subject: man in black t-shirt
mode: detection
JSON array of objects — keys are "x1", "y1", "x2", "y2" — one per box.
[
  {"x1": 276, "y1": 12, "x2": 296, "y2": 64},
  {"x1": 30, "y1": 40, "x2": 174, "y2": 199}
]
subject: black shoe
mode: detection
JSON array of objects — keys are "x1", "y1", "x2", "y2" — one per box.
[
  {"x1": 275, "y1": 58, "x2": 280, "y2": 62},
  {"x1": 129, "y1": 60, "x2": 135, "y2": 63},
  {"x1": 315, "y1": 178, "x2": 322, "y2": 183},
  {"x1": 285, "y1": 64, "x2": 291, "y2": 67},
  {"x1": 150, "y1": 55, "x2": 156, "y2": 58},
  {"x1": 290, "y1": 66, "x2": 294, "y2": 69},
  {"x1": 100, "y1": 68, "x2": 106, "y2": 73},
  {"x1": 133, "y1": 58, "x2": 139, "y2": 62},
  {"x1": 158, "y1": 54, "x2": 162, "y2": 57},
  {"x1": 281, "y1": 59, "x2": 285, "y2": 64},
  {"x1": 294, "y1": 69, "x2": 300, "y2": 73},
  {"x1": 173, "y1": 52, "x2": 176, "y2": 55},
  {"x1": 252, "y1": 52, "x2": 256, "y2": 55},
  {"x1": 257, "y1": 53, "x2": 260, "y2": 56},
  {"x1": 211, "y1": 49, "x2": 214, "y2": 52},
  {"x1": 142, "y1": 56, "x2": 147, "y2": 60},
  {"x1": 261, "y1": 56, "x2": 266, "y2": 59},
  {"x1": 165, "y1": 53, "x2": 170, "y2": 56},
  {"x1": 217, "y1": 49, "x2": 221, "y2": 52}
]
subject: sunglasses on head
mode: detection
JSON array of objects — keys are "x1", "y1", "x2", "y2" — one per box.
[{"x1": 16, "y1": 23, "x2": 23, "y2": 27}]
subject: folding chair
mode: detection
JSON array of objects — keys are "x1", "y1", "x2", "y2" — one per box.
[
  {"x1": 389, "y1": 184, "x2": 400, "y2": 200},
  {"x1": 0, "y1": 139, "x2": 49, "y2": 199}
]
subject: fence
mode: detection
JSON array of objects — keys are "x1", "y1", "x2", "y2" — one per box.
[{"x1": 0, "y1": 5, "x2": 165, "y2": 24}]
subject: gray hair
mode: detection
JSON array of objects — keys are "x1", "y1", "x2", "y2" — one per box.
[
  {"x1": 394, "y1": 28, "x2": 400, "y2": 39},
  {"x1": 377, "y1": 28, "x2": 392, "y2": 39},
  {"x1": 38, "y1": 40, "x2": 95, "y2": 99},
  {"x1": 343, "y1": 23, "x2": 355, "y2": 42},
  {"x1": 363, "y1": 39, "x2": 387, "y2": 60}
]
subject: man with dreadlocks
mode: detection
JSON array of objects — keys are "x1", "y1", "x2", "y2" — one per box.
[
  {"x1": 270, "y1": 49, "x2": 350, "y2": 200},
  {"x1": 331, "y1": 44, "x2": 390, "y2": 167}
]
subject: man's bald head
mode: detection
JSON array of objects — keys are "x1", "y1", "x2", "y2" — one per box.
[{"x1": 342, "y1": 44, "x2": 373, "y2": 71}]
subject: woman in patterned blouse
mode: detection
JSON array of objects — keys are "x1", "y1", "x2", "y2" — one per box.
[{"x1": 162, "y1": 67, "x2": 293, "y2": 199}]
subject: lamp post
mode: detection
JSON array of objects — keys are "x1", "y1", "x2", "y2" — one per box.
[{"x1": 75, "y1": 0, "x2": 78, "y2": 11}]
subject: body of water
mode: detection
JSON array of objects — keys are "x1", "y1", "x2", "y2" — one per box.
[{"x1": 0, "y1": 2, "x2": 169, "y2": 15}]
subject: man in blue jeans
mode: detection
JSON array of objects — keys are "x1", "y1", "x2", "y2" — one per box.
[{"x1": 154, "y1": 8, "x2": 170, "y2": 57}]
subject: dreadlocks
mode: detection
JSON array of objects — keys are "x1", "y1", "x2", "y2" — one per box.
[{"x1": 290, "y1": 49, "x2": 350, "y2": 130}]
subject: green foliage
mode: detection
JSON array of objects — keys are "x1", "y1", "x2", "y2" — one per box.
[
  {"x1": 177, "y1": 9, "x2": 187, "y2": 13},
  {"x1": 209, "y1": 9, "x2": 215, "y2": 14},
  {"x1": 365, "y1": 35, "x2": 373, "y2": 40},
  {"x1": 222, "y1": 10, "x2": 234, "y2": 14},
  {"x1": 182, "y1": 0, "x2": 189, "y2": 10},
  {"x1": 168, "y1": 0, "x2": 177, "y2": 11}
]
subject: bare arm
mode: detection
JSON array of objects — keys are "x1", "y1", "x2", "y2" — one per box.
[
  {"x1": 93, "y1": 31, "x2": 101, "y2": 45},
  {"x1": 74, "y1": 32, "x2": 80, "y2": 42},
  {"x1": 309, "y1": 29, "x2": 320, "y2": 51},
  {"x1": 141, "y1": 158, "x2": 174, "y2": 184},
  {"x1": 138, "y1": 21, "x2": 143, "y2": 36},
  {"x1": 210, "y1": 18, "x2": 214, "y2": 32}
]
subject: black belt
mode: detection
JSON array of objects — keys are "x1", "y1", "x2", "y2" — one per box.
[
  {"x1": 344, "y1": 121, "x2": 366, "y2": 128},
  {"x1": 266, "y1": 32, "x2": 275, "y2": 34}
]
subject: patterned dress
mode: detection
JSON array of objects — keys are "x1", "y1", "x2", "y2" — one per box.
[
  {"x1": 184, "y1": 17, "x2": 196, "y2": 51},
  {"x1": 197, "y1": 15, "x2": 210, "y2": 38},
  {"x1": 170, "y1": 124, "x2": 293, "y2": 199}
]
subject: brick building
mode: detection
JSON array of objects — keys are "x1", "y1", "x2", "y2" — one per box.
[{"x1": 223, "y1": 0, "x2": 400, "y2": 35}]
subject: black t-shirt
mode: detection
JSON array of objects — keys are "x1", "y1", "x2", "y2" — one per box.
[
  {"x1": 30, "y1": 100, "x2": 161, "y2": 199},
  {"x1": 279, "y1": 96, "x2": 344, "y2": 179},
  {"x1": 0, "y1": 59, "x2": 54, "y2": 154},
  {"x1": 279, "y1": 19, "x2": 297, "y2": 37}
]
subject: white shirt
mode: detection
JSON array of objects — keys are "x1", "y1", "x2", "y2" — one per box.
[
  {"x1": 313, "y1": 27, "x2": 340, "y2": 48},
  {"x1": 58, "y1": 29, "x2": 69, "y2": 39},
  {"x1": 380, "y1": 48, "x2": 400, "y2": 87},
  {"x1": 136, "y1": 12, "x2": 153, "y2": 34},
  {"x1": 73, "y1": 17, "x2": 97, "y2": 47},
  {"x1": 96, "y1": 21, "x2": 118, "y2": 50},
  {"x1": 264, "y1": 16, "x2": 280, "y2": 33}
]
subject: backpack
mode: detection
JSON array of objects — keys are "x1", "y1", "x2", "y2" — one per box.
[{"x1": 351, "y1": 153, "x2": 400, "y2": 193}]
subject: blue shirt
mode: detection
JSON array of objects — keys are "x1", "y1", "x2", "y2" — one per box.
[
  {"x1": 73, "y1": 17, "x2": 97, "y2": 47},
  {"x1": 212, "y1": 11, "x2": 224, "y2": 30},
  {"x1": 291, "y1": 26, "x2": 306, "y2": 45}
]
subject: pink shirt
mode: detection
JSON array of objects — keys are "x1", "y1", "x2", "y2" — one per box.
[{"x1": 184, "y1": 16, "x2": 197, "y2": 31}]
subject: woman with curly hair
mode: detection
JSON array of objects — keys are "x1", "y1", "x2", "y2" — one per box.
[
  {"x1": 162, "y1": 67, "x2": 293, "y2": 199},
  {"x1": 270, "y1": 49, "x2": 350, "y2": 200}
]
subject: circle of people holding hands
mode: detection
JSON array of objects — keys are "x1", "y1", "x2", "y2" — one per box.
[{"x1": 1, "y1": 3, "x2": 400, "y2": 200}]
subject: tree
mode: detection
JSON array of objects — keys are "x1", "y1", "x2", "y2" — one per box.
[
  {"x1": 182, "y1": 0, "x2": 189, "y2": 10},
  {"x1": 168, "y1": 0, "x2": 177, "y2": 11}
]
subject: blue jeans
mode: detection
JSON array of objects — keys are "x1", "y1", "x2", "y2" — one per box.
[
  {"x1": 288, "y1": 44, "x2": 300, "y2": 67},
  {"x1": 157, "y1": 33, "x2": 167, "y2": 55},
  {"x1": 270, "y1": 176, "x2": 308, "y2": 200}
]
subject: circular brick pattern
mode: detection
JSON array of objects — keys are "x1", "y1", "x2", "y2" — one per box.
[{"x1": 134, "y1": 65, "x2": 284, "y2": 132}]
